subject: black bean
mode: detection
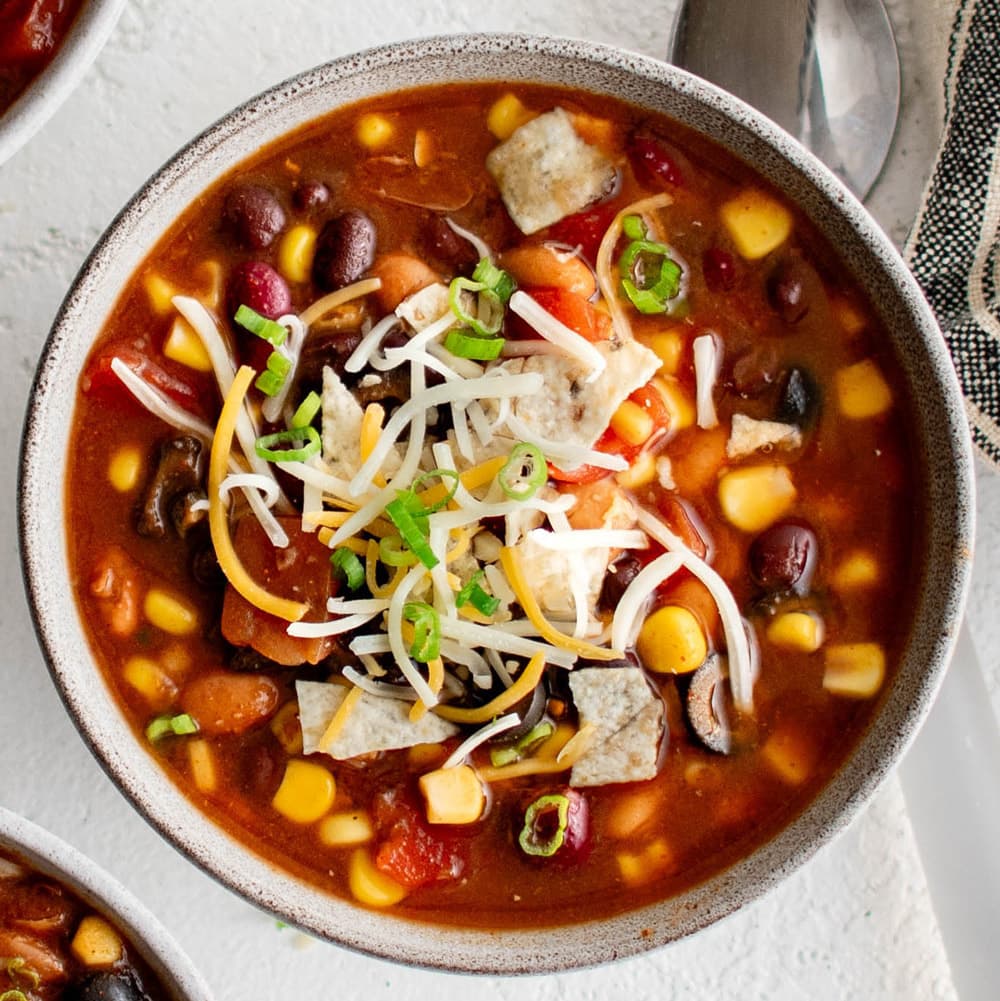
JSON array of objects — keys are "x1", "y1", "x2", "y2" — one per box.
[
  {"x1": 312, "y1": 209, "x2": 376, "y2": 291},
  {"x1": 599, "y1": 553, "x2": 642, "y2": 612},
  {"x1": 223, "y1": 184, "x2": 286, "y2": 250},
  {"x1": 422, "y1": 213, "x2": 478, "y2": 272},
  {"x1": 228, "y1": 261, "x2": 292, "y2": 321},
  {"x1": 293, "y1": 178, "x2": 331, "y2": 212},
  {"x1": 66, "y1": 971, "x2": 148, "y2": 1001},
  {"x1": 777, "y1": 367, "x2": 821, "y2": 427},
  {"x1": 749, "y1": 521, "x2": 818, "y2": 593}
]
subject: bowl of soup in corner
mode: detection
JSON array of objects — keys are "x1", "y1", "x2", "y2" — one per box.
[
  {"x1": 19, "y1": 33, "x2": 974, "y2": 974},
  {"x1": 0, "y1": 807, "x2": 212, "y2": 1000},
  {"x1": 0, "y1": 0, "x2": 127, "y2": 167}
]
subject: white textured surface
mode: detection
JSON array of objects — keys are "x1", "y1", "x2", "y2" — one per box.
[{"x1": 0, "y1": 1, "x2": 995, "y2": 998}]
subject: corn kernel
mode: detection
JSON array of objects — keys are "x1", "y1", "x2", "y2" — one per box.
[
  {"x1": 356, "y1": 113, "x2": 394, "y2": 149},
  {"x1": 198, "y1": 259, "x2": 224, "y2": 310},
  {"x1": 188, "y1": 739, "x2": 217, "y2": 793},
  {"x1": 836, "y1": 359, "x2": 893, "y2": 419},
  {"x1": 272, "y1": 760, "x2": 336, "y2": 824},
  {"x1": 610, "y1": 399, "x2": 655, "y2": 447},
  {"x1": 107, "y1": 445, "x2": 143, "y2": 492},
  {"x1": 419, "y1": 765, "x2": 485, "y2": 825},
  {"x1": 833, "y1": 551, "x2": 880, "y2": 589},
  {"x1": 144, "y1": 588, "x2": 199, "y2": 636},
  {"x1": 319, "y1": 810, "x2": 374, "y2": 847},
  {"x1": 604, "y1": 786, "x2": 661, "y2": 839},
  {"x1": 348, "y1": 848, "x2": 407, "y2": 907},
  {"x1": 616, "y1": 838, "x2": 673, "y2": 888},
  {"x1": 163, "y1": 316, "x2": 212, "y2": 372},
  {"x1": 122, "y1": 656, "x2": 176, "y2": 707},
  {"x1": 720, "y1": 189, "x2": 793, "y2": 259},
  {"x1": 278, "y1": 224, "x2": 317, "y2": 284},
  {"x1": 413, "y1": 128, "x2": 434, "y2": 168},
  {"x1": 270, "y1": 699, "x2": 304, "y2": 756},
  {"x1": 143, "y1": 272, "x2": 177, "y2": 315},
  {"x1": 646, "y1": 330, "x2": 684, "y2": 374},
  {"x1": 766, "y1": 611, "x2": 824, "y2": 652},
  {"x1": 718, "y1": 465, "x2": 796, "y2": 533},
  {"x1": 487, "y1": 93, "x2": 535, "y2": 140},
  {"x1": 832, "y1": 295, "x2": 867, "y2": 335},
  {"x1": 652, "y1": 375, "x2": 695, "y2": 432},
  {"x1": 71, "y1": 916, "x2": 123, "y2": 967},
  {"x1": 407, "y1": 742, "x2": 446, "y2": 770},
  {"x1": 616, "y1": 450, "x2": 658, "y2": 489},
  {"x1": 823, "y1": 642, "x2": 885, "y2": 698},
  {"x1": 636, "y1": 605, "x2": 708, "y2": 675},
  {"x1": 761, "y1": 729, "x2": 814, "y2": 785}
]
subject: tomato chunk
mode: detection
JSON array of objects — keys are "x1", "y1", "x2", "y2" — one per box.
[
  {"x1": 545, "y1": 204, "x2": 618, "y2": 263},
  {"x1": 512, "y1": 286, "x2": 611, "y2": 344},
  {"x1": 82, "y1": 343, "x2": 206, "y2": 416}
]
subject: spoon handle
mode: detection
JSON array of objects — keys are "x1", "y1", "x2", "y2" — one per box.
[{"x1": 898, "y1": 622, "x2": 1000, "y2": 1001}]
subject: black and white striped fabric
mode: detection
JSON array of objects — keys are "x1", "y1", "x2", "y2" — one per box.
[{"x1": 906, "y1": 0, "x2": 1000, "y2": 468}]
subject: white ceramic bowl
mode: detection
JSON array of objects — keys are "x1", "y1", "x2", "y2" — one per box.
[
  {"x1": 19, "y1": 33, "x2": 975, "y2": 974},
  {"x1": 0, "y1": 0, "x2": 126, "y2": 167},
  {"x1": 0, "y1": 807, "x2": 212, "y2": 999}
]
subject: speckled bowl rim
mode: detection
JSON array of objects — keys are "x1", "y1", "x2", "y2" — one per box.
[
  {"x1": 0, "y1": 0, "x2": 127, "y2": 168},
  {"x1": 0, "y1": 807, "x2": 213, "y2": 1000},
  {"x1": 19, "y1": 32, "x2": 975, "y2": 975}
]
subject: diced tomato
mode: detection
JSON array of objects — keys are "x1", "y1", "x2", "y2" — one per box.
[
  {"x1": 515, "y1": 286, "x2": 611, "y2": 343},
  {"x1": 81, "y1": 344, "x2": 206, "y2": 415},
  {"x1": 656, "y1": 494, "x2": 709, "y2": 559},
  {"x1": 221, "y1": 516, "x2": 339, "y2": 666},
  {"x1": 544, "y1": 203, "x2": 618, "y2": 263},
  {"x1": 548, "y1": 426, "x2": 639, "y2": 484},
  {"x1": 372, "y1": 788, "x2": 465, "y2": 890},
  {"x1": 629, "y1": 382, "x2": 671, "y2": 437}
]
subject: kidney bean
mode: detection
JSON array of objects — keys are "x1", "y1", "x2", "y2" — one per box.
[
  {"x1": 312, "y1": 209, "x2": 376, "y2": 291},
  {"x1": 223, "y1": 184, "x2": 286, "y2": 250},
  {"x1": 748, "y1": 521, "x2": 818, "y2": 593},
  {"x1": 702, "y1": 247, "x2": 737, "y2": 291},
  {"x1": 627, "y1": 132, "x2": 684, "y2": 187},
  {"x1": 293, "y1": 178, "x2": 331, "y2": 212},
  {"x1": 227, "y1": 261, "x2": 291, "y2": 320},
  {"x1": 422, "y1": 213, "x2": 479, "y2": 272},
  {"x1": 181, "y1": 671, "x2": 280, "y2": 735},
  {"x1": 768, "y1": 258, "x2": 812, "y2": 324}
]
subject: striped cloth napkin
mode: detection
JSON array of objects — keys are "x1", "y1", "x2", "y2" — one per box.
[{"x1": 906, "y1": 0, "x2": 1000, "y2": 467}]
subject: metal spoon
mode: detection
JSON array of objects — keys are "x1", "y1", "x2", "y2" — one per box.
[{"x1": 668, "y1": 0, "x2": 900, "y2": 199}]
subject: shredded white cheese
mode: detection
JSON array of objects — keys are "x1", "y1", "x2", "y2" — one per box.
[
  {"x1": 441, "y1": 713, "x2": 521, "y2": 770},
  {"x1": 508, "y1": 290, "x2": 607, "y2": 380},
  {"x1": 610, "y1": 551, "x2": 685, "y2": 652},
  {"x1": 693, "y1": 333, "x2": 721, "y2": 429}
]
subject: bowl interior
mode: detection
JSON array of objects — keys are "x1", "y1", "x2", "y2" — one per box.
[{"x1": 18, "y1": 33, "x2": 975, "y2": 974}]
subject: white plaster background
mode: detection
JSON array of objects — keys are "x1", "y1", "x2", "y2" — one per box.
[{"x1": 1, "y1": 1, "x2": 996, "y2": 999}]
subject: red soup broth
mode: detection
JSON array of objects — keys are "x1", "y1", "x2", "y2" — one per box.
[{"x1": 66, "y1": 82, "x2": 920, "y2": 929}]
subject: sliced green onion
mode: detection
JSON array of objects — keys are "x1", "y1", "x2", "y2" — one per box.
[
  {"x1": 255, "y1": 426, "x2": 321, "y2": 462},
  {"x1": 254, "y1": 350, "x2": 292, "y2": 397},
  {"x1": 617, "y1": 232, "x2": 683, "y2": 315},
  {"x1": 291, "y1": 390, "x2": 322, "y2": 429},
  {"x1": 409, "y1": 468, "x2": 460, "y2": 513},
  {"x1": 379, "y1": 534, "x2": 419, "y2": 567},
  {"x1": 472, "y1": 258, "x2": 517, "y2": 303},
  {"x1": 622, "y1": 214, "x2": 647, "y2": 241},
  {"x1": 499, "y1": 442, "x2": 547, "y2": 501},
  {"x1": 1, "y1": 990, "x2": 29, "y2": 1001},
  {"x1": 3, "y1": 957, "x2": 40, "y2": 992},
  {"x1": 385, "y1": 497, "x2": 438, "y2": 569},
  {"x1": 403, "y1": 602, "x2": 441, "y2": 662},
  {"x1": 449, "y1": 276, "x2": 504, "y2": 336},
  {"x1": 519, "y1": 793, "x2": 571, "y2": 857},
  {"x1": 443, "y1": 329, "x2": 505, "y2": 360},
  {"x1": 234, "y1": 305, "x2": 287, "y2": 346},
  {"x1": 456, "y1": 570, "x2": 500, "y2": 617},
  {"x1": 146, "y1": 713, "x2": 199, "y2": 743},
  {"x1": 490, "y1": 720, "x2": 555, "y2": 768},
  {"x1": 330, "y1": 548, "x2": 364, "y2": 591}
]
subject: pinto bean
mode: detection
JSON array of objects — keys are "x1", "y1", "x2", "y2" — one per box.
[
  {"x1": 370, "y1": 252, "x2": 440, "y2": 312},
  {"x1": 500, "y1": 244, "x2": 596, "y2": 299},
  {"x1": 89, "y1": 547, "x2": 141, "y2": 637},
  {"x1": 312, "y1": 210, "x2": 376, "y2": 291},
  {"x1": 181, "y1": 671, "x2": 280, "y2": 735}
]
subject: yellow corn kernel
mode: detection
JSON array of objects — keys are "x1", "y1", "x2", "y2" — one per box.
[
  {"x1": 407, "y1": 742, "x2": 446, "y2": 770},
  {"x1": 610, "y1": 399, "x2": 655, "y2": 447},
  {"x1": 684, "y1": 760, "x2": 723, "y2": 792},
  {"x1": 487, "y1": 93, "x2": 535, "y2": 140},
  {"x1": 71, "y1": 916, "x2": 123, "y2": 967},
  {"x1": 107, "y1": 445, "x2": 143, "y2": 493},
  {"x1": 616, "y1": 450, "x2": 658, "y2": 489},
  {"x1": 188, "y1": 739, "x2": 217, "y2": 793},
  {"x1": 122, "y1": 656, "x2": 175, "y2": 706},
  {"x1": 319, "y1": 810, "x2": 374, "y2": 847},
  {"x1": 653, "y1": 375, "x2": 695, "y2": 432},
  {"x1": 646, "y1": 330, "x2": 684, "y2": 374},
  {"x1": 823, "y1": 642, "x2": 885, "y2": 698},
  {"x1": 163, "y1": 316, "x2": 212, "y2": 372},
  {"x1": 836, "y1": 359, "x2": 893, "y2": 419},
  {"x1": 278, "y1": 224, "x2": 317, "y2": 284},
  {"x1": 718, "y1": 465, "x2": 797, "y2": 533},
  {"x1": 832, "y1": 295, "x2": 867, "y2": 336},
  {"x1": 348, "y1": 848, "x2": 408, "y2": 907},
  {"x1": 270, "y1": 699, "x2": 303, "y2": 756},
  {"x1": 833, "y1": 550, "x2": 880, "y2": 589},
  {"x1": 198, "y1": 259, "x2": 224, "y2": 310},
  {"x1": 143, "y1": 272, "x2": 177, "y2": 315},
  {"x1": 419, "y1": 765, "x2": 485, "y2": 825},
  {"x1": 636, "y1": 605, "x2": 708, "y2": 675},
  {"x1": 144, "y1": 588, "x2": 199, "y2": 636},
  {"x1": 761, "y1": 729, "x2": 813, "y2": 785},
  {"x1": 272, "y1": 760, "x2": 336, "y2": 824},
  {"x1": 616, "y1": 838, "x2": 673, "y2": 888},
  {"x1": 604, "y1": 786, "x2": 661, "y2": 840},
  {"x1": 413, "y1": 128, "x2": 434, "y2": 168},
  {"x1": 356, "y1": 112, "x2": 394, "y2": 149},
  {"x1": 720, "y1": 189, "x2": 793, "y2": 259},
  {"x1": 766, "y1": 611, "x2": 824, "y2": 652}
]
